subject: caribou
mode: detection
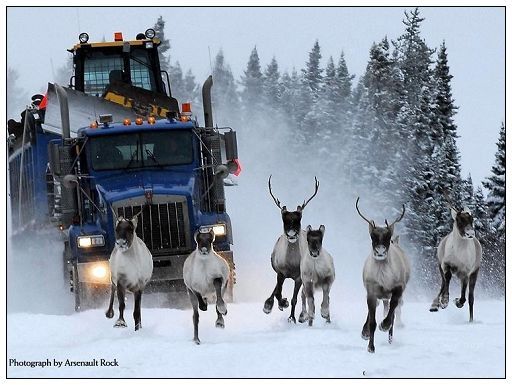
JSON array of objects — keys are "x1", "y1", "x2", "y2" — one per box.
[
  {"x1": 298, "y1": 225, "x2": 335, "y2": 326},
  {"x1": 183, "y1": 228, "x2": 230, "y2": 345},
  {"x1": 429, "y1": 198, "x2": 482, "y2": 322},
  {"x1": 356, "y1": 198, "x2": 410, "y2": 353},
  {"x1": 106, "y1": 208, "x2": 153, "y2": 331},
  {"x1": 263, "y1": 175, "x2": 319, "y2": 323}
]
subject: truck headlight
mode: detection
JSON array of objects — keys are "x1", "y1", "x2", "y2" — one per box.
[
  {"x1": 92, "y1": 265, "x2": 107, "y2": 279},
  {"x1": 200, "y1": 224, "x2": 226, "y2": 237},
  {"x1": 77, "y1": 235, "x2": 105, "y2": 248}
]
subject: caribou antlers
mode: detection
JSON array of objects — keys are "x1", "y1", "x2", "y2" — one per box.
[
  {"x1": 268, "y1": 175, "x2": 320, "y2": 211},
  {"x1": 356, "y1": 197, "x2": 405, "y2": 228},
  {"x1": 110, "y1": 205, "x2": 146, "y2": 221}
]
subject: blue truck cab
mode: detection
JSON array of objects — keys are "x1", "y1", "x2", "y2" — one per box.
[{"x1": 8, "y1": 29, "x2": 239, "y2": 311}]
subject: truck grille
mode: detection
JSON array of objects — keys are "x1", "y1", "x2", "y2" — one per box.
[{"x1": 116, "y1": 199, "x2": 190, "y2": 255}]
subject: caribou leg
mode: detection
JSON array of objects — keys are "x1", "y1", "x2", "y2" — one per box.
[
  {"x1": 213, "y1": 277, "x2": 227, "y2": 316},
  {"x1": 304, "y1": 282, "x2": 315, "y2": 326},
  {"x1": 361, "y1": 313, "x2": 370, "y2": 340},
  {"x1": 133, "y1": 289, "x2": 142, "y2": 331},
  {"x1": 188, "y1": 289, "x2": 201, "y2": 344},
  {"x1": 455, "y1": 277, "x2": 468, "y2": 308},
  {"x1": 263, "y1": 273, "x2": 287, "y2": 314},
  {"x1": 430, "y1": 264, "x2": 446, "y2": 311},
  {"x1": 366, "y1": 295, "x2": 377, "y2": 353},
  {"x1": 288, "y1": 277, "x2": 302, "y2": 323},
  {"x1": 439, "y1": 264, "x2": 452, "y2": 309},
  {"x1": 468, "y1": 269, "x2": 479, "y2": 322},
  {"x1": 298, "y1": 288, "x2": 308, "y2": 323},
  {"x1": 320, "y1": 279, "x2": 332, "y2": 323},
  {"x1": 379, "y1": 287, "x2": 403, "y2": 332},
  {"x1": 114, "y1": 284, "x2": 127, "y2": 328},
  {"x1": 105, "y1": 283, "x2": 115, "y2": 319}
]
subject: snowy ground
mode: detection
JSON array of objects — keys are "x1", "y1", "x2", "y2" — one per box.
[{"x1": 7, "y1": 295, "x2": 504, "y2": 378}]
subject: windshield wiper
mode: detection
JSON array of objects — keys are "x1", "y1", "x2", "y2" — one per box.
[
  {"x1": 145, "y1": 148, "x2": 162, "y2": 167},
  {"x1": 125, "y1": 141, "x2": 140, "y2": 169}
]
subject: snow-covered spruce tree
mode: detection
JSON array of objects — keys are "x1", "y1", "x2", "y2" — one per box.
[
  {"x1": 7, "y1": 67, "x2": 29, "y2": 120},
  {"x1": 169, "y1": 61, "x2": 185, "y2": 101},
  {"x1": 153, "y1": 16, "x2": 171, "y2": 73},
  {"x1": 483, "y1": 122, "x2": 505, "y2": 237},
  {"x1": 335, "y1": 52, "x2": 355, "y2": 129},
  {"x1": 280, "y1": 69, "x2": 303, "y2": 128},
  {"x1": 211, "y1": 50, "x2": 240, "y2": 126},
  {"x1": 183, "y1": 69, "x2": 200, "y2": 107},
  {"x1": 263, "y1": 56, "x2": 283, "y2": 109},
  {"x1": 240, "y1": 47, "x2": 264, "y2": 113}
]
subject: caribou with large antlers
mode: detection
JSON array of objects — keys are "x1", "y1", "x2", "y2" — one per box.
[
  {"x1": 429, "y1": 194, "x2": 482, "y2": 322},
  {"x1": 356, "y1": 198, "x2": 410, "y2": 353},
  {"x1": 263, "y1": 175, "x2": 319, "y2": 323}
]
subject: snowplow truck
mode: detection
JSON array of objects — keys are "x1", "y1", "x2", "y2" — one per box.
[{"x1": 8, "y1": 29, "x2": 240, "y2": 311}]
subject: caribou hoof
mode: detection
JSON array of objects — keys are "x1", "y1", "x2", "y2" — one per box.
[
  {"x1": 361, "y1": 331, "x2": 370, "y2": 340},
  {"x1": 379, "y1": 320, "x2": 391, "y2": 332},
  {"x1": 454, "y1": 298, "x2": 465, "y2": 308},
  {"x1": 367, "y1": 345, "x2": 375, "y2": 353},
  {"x1": 298, "y1": 312, "x2": 308, "y2": 323},
  {"x1": 278, "y1": 298, "x2": 289, "y2": 311},
  {"x1": 388, "y1": 334, "x2": 393, "y2": 344},
  {"x1": 114, "y1": 319, "x2": 127, "y2": 328},
  {"x1": 216, "y1": 319, "x2": 225, "y2": 328},
  {"x1": 105, "y1": 309, "x2": 114, "y2": 319},
  {"x1": 439, "y1": 295, "x2": 449, "y2": 309},
  {"x1": 216, "y1": 302, "x2": 227, "y2": 315},
  {"x1": 263, "y1": 298, "x2": 274, "y2": 314},
  {"x1": 429, "y1": 305, "x2": 439, "y2": 312},
  {"x1": 288, "y1": 316, "x2": 296, "y2": 324},
  {"x1": 308, "y1": 319, "x2": 313, "y2": 327},
  {"x1": 135, "y1": 322, "x2": 142, "y2": 331},
  {"x1": 194, "y1": 338, "x2": 201, "y2": 345}
]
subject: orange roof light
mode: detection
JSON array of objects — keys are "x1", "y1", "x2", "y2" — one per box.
[
  {"x1": 181, "y1": 103, "x2": 192, "y2": 114},
  {"x1": 135, "y1": 117, "x2": 144, "y2": 125},
  {"x1": 90, "y1": 121, "x2": 98, "y2": 129},
  {"x1": 123, "y1": 118, "x2": 131, "y2": 126},
  {"x1": 114, "y1": 32, "x2": 123, "y2": 41},
  {"x1": 148, "y1": 116, "x2": 156, "y2": 125}
]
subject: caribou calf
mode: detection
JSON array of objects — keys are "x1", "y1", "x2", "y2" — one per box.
[
  {"x1": 263, "y1": 175, "x2": 319, "y2": 323},
  {"x1": 298, "y1": 225, "x2": 335, "y2": 326},
  {"x1": 357, "y1": 198, "x2": 410, "y2": 353},
  {"x1": 430, "y1": 204, "x2": 482, "y2": 322}
]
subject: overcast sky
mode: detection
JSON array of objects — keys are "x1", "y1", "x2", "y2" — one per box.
[{"x1": 6, "y1": 6, "x2": 505, "y2": 184}]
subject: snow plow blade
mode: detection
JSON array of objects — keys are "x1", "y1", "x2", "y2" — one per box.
[{"x1": 43, "y1": 83, "x2": 139, "y2": 135}]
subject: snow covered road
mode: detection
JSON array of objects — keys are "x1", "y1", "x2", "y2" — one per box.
[{"x1": 7, "y1": 298, "x2": 504, "y2": 378}]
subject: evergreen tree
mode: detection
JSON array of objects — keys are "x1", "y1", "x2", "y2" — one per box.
[
  {"x1": 183, "y1": 69, "x2": 199, "y2": 105},
  {"x1": 211, "y1": 49, "x2": 240, "y2": 125},
  {"x1": 263, "y1": 56, "x2": 282, "y2": 108},
  {"x1": 240, "y1": 47, "x2": 264, "y2": 110},
  {"x1": 483, "y1": 123, "x2": 505, "y2": 236},
  {"x1": 169, "y1": 61, "x2": 184, "y2": 101},
  {"x1": 280, "y1": 69, "x2": 302, "y2": 126},
  {"x1": 153, "y1": 16, "x2": 171, "y2": 72},
  {"x1": 302, "y1": 40, "x2": 323, "y2": 100},
  {"x1": 7, "y1": 67, "x2": 28, "y2": 120}
]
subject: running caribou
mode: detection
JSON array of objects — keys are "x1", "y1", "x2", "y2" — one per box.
[
  {"x1": 356, "y1": 198, "x2": 410, "y2": 353},
  {"x1": 429, "y1": 197, "x2": 481, "y2": 322},
  {"x1": 106, "y1": 208, "x2": 153, "y2": 331},
  {"x1": 263, "y1": 175, "x2": 320, "y2": 323}
]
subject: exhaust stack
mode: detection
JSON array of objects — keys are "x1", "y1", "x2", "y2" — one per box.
[
  {"x1": 202, "y1": 75, "x2": 214, "y2": 128},
  {"x1": 54, "y1": 83, "x2": 71, "y2": 141}
]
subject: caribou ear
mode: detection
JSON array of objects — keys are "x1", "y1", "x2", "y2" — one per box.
[
  {"x1": 306, "y1": 225, "x2": 312, "y2": 232},
  {"x1": 281, "y1": 206, "x2": 288, "y2": 214},
  {"x1": 296, "y1": 205, "x2": 303, "y2": 213},
  {"x1": 193, "y1": 230, "x2": 199, "y2": 243},
  {"x1": 388, "y1": 223, "x2": 395, "y2": 235},
  {"x1": 131, "y1": 216, "x2": 138, "y2": 229},
  {"x1": 319, "y1": 225, "x2": 325, "y2": 234},
  {"x1": 368, "y1": 221, "x2": 375, "y2": 234},
  {"x1": 463, "y1": 206, "x2": 472, "y2": 215},
  {"x1": 451, "y1": 208, "x2": 457, "y2": 220}
]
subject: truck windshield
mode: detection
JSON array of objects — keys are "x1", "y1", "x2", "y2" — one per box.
[
  {"x1": 90, "y1": 130, "x2": 194, "y2": 171},
  {"x1": 83, "y1": 48, "x2": 157, "y2": 96}
]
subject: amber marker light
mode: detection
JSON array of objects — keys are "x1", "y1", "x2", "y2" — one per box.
[
  {"x1": 135, "y1": 117, "x2": 144, "y2": 125},
  {"x1": 123, "y1": 118, "x2": 131, "y2": 126},
  {"x1": 148, "y1": 116, "x2": 156, "y2": 125},
  {"x1": 90, "y1": 121, "x2": 98, "y2": 129}
]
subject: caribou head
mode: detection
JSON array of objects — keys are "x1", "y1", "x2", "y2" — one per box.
[
  {"x1": 111, "y1": 207, "x2": 143, "y2": 251},
  {"x1": 268, "y1": 175, "x2": 320, "y2": 244},
  {"x1": 195, "y1": 228, "x2": 216, "y2": 255},
  {"x1": 444, "y1": 192, "x2": 475, "y2": 239},
  {"x1": 306, "y1": 225, "x2": 325, "y2": 258},
  {"x1": 356, "y1": 197, "x2": 405, "y2": 261}
]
